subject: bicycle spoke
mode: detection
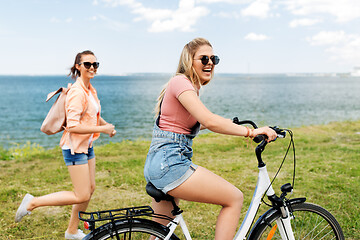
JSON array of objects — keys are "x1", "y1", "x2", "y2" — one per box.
[{"x1": 253, "y1": 203, "x2": 343, "y2": 240}]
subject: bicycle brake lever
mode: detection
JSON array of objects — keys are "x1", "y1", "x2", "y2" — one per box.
[{"x1": 270, "y1": 126, "x2": 286, "y2": 138}]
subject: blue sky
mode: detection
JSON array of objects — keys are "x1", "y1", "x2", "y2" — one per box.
[{"x1": 1, "y1": 0, "x2": 360, "y2": 75}]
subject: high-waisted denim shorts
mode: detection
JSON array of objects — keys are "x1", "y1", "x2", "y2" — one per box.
[
  {"x1": 62, "y1": 147, "x2": 95, "y2": 166},
  {"x1": 144, "y1": 124, "x2": 198, "y2": 194}
]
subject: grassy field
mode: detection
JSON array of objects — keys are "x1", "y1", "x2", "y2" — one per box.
[{"x1": 1, "y1": 120, "x2": 359, "y2": 239}]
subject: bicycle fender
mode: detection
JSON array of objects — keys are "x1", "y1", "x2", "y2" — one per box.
[
  {"x1": 247, "y1": 197, "x2": 306, "y2": 240},
  {"x1": 83, "y1": 218, "x2": 180, "y2": 240}
]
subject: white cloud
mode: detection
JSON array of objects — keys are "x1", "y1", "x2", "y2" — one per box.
[
  {"x1": 149, "y1": 7, "x2": 209, "y2": 32},
  {"x1": 99, "y1": 0, "x2": 209, "y2": 32},
  {"x1": 205, "y1": 0, "x2": 360, "y2": 22},
  {"x1": 244, "y1": 32, "x2": 270, "y2": 41},
  {"x1": 283, "y1": 0, "x2": 360, "y2": 22},
  {"x1": 307, "y1": 31, "x2": 360, "y2": 64},
  {"x1": 241, "y1": 0, "x2": 271, "y2": 19},
  {"x1": 289, "y1": 18, "x2": 322, "y2": 28}
]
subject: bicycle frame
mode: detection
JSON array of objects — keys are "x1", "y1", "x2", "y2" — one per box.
[
  {"x1": 162, "y1": 214, "x2": 190, "y2": 240},
  {"x1": 80, "y1": 121, "x2": 300, "y2": 240},
  {"x1": 160, "y1": 164, "x2": 295, "y2": 240},
  {"x1": 234, "y1": 165, "x2": 275, "y2": 239}
]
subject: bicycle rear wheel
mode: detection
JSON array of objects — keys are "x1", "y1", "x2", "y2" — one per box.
[
  {"x1": 86, "y1": 219, "x2": 179, "y2": 240},
  {"x1": 252, "y1": 202, "x2": 344, "y2": 239}
]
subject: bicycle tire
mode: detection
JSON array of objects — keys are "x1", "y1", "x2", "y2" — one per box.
[
  {"x1": 85, "y1": 218, "x2": 179, "y2": 240},
  {"x1": 251, "y1": 202, "x2": 344, "y2": 240}
]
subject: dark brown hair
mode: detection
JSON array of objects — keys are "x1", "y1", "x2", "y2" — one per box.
[{"x1": 68, "y1": 50, "x2": 95, "y2": 79}]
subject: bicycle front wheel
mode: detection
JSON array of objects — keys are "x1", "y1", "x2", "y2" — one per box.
[
  {"x1": 87, "y1": 219, "x2": 179, "y2": 240},
  {"x1": 252, "y1": 202, "x2": 344, "y2": 240}
]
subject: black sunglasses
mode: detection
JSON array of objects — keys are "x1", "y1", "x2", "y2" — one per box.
[
  {"x1": 79, "y1": 62, "x2": 100, "y2": 69},
  {"x1": 198, "y1": 55, "x2": 220, "y2": 65}
]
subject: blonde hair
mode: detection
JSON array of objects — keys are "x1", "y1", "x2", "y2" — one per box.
[{"x1": 154, "y1": 38, "x2": 214, "y2": 116}]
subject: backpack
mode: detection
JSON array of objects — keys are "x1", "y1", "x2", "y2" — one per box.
[
  {"x1": 41, "y1": 83, "x2": 89, "y2": 135},
  {"x1": 40, "y1": 83, "x2": 72, "y2": 135}
]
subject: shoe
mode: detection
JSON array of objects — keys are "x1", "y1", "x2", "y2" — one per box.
[
  {"x1": 15, "y1": 193, "x2": 34, "y2": 223},
  {"x1": 65, "y1": 229, "x2": 86, "y2": 239}
]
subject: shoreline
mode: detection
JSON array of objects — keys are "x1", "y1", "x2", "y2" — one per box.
[{"x1": 2, "y1": 119, "x2": 360, "y2": 158}]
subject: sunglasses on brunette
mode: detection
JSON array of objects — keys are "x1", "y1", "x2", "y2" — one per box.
[
  {"x1": 197, "y1": 55, "x2": 220, "y2": 65},
  {"x1": 79, "y1": 62, "x2": 100, "y2": 69}
]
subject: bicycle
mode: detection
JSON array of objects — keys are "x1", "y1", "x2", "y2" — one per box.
[{"x1": 79, "y1": 119, "x2": 345, "y2": 240}]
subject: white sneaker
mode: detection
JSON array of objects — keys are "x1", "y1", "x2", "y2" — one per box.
[
  {"x1": 15, "y1": 193, "x2": 34, "y2": 223},
  {"x1": 65, "y1": 229, "x2": 86, "y2": 239}
]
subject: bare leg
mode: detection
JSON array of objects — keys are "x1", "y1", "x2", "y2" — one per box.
[
  {"x1": 66, "y1": 158, "x2": 96, "y2": 234},
  {"x1": 148, "y1": 198, "x2": 180, "y2": 240},
  {"x1": 151, "y1": 197, "x2": 180, "y2": 226},
  {"x1": 26, "y1": 160, "x2": 94, "y2": 235},
  {"x1": 154, "y1": 166, "x2": 243, "y2": 240}
]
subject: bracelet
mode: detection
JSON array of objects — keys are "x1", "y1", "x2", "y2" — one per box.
[
  {"x1": 244, "y1": 127, "x2": 254, "y2": 138},
  {"x1": 245, "y1": 127, "x2": 250, "y2": 137},
  {"x1": 249, "y1": 129, "x2": 254, "y2": 138}
]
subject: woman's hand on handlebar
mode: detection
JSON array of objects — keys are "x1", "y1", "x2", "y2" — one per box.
[{"x1": 252, "y1": 126, "x2": 277, "y2": 142}]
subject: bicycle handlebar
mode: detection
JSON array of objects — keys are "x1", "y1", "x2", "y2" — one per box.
[
  {"x1": 253, "y1": 126, "x2": 286, "y2": 143},
  {"x1": 232, "y1": 117, "x2": 287, "y2": 167},
  {"x1": 232, "y1": 117, "x2": 286, "y2": 143},
  {"x1": 232, "y1": 117, "x2": 259, "y2": 129}
]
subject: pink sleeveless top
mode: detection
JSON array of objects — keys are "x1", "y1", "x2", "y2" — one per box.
[{"x1": 159, "y1": 75, "x2": 199, "y2": 134}]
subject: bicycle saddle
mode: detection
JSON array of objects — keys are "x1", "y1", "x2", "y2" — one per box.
[{"x1": 146, "y1": 182, "x2": 174, "y2": 202}]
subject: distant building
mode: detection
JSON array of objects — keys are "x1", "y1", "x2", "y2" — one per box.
[{"x1": 351, "y1": 66, "x2": 360, "y2": 77}]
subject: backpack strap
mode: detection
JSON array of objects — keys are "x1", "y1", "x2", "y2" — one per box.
[
  {"x1": 45, "y1": 88, "x2": 64, "y2": 102},
  {"x1": 45, "y1": 83, "x2": 72, "y2": 102}
]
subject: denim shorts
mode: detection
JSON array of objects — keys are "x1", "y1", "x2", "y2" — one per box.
[
  {"x1": 144, "y1": 124, "x2": 198, "y2": 194},
  {"x1": 62, "y1": 147, "x2": 95, "y2": 166}
]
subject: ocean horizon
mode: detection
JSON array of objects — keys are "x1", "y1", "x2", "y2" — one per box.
[
  {"x1": 0, "y1": 71, "x2": 355, "y2": 77},
  {"x1": 1, "y1": 73, "x2": 359, "y2": 149}
]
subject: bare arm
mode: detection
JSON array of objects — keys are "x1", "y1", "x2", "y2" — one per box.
[
  {"x1": 99, "y1": 117, "x2": 108, "y2": 126},
  {"x1": 98, "y1": 117, "x2": 117, "y2": 137},
  {"x1": 67, "y1": 117, "x2": 116, "y2": 137},
  {"x1": 178, "y1": 90, "x2": 276, "y2": 140},
  {"x1": 65, "y1": 88, "x2": 116, "y2": 137},
  {"x1": 66, "y1": 123, "x2": 115, "y2": 136}
]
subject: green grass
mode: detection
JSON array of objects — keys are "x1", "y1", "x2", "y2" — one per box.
[{"x1": 1, "y1": 121, "x2": 359, "y2": 239}]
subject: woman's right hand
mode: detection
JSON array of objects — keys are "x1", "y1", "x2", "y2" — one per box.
[
  {"x1": 252, "y1": 126, "x2": 277, "y2": 142},
  {"x1": 102, "y1": 123, "x2": 116, "y2": 137}
]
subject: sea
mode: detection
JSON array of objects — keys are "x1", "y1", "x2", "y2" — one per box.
[{"x1": 1, "y1": 74, "x2": 360, "y2": 149}]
